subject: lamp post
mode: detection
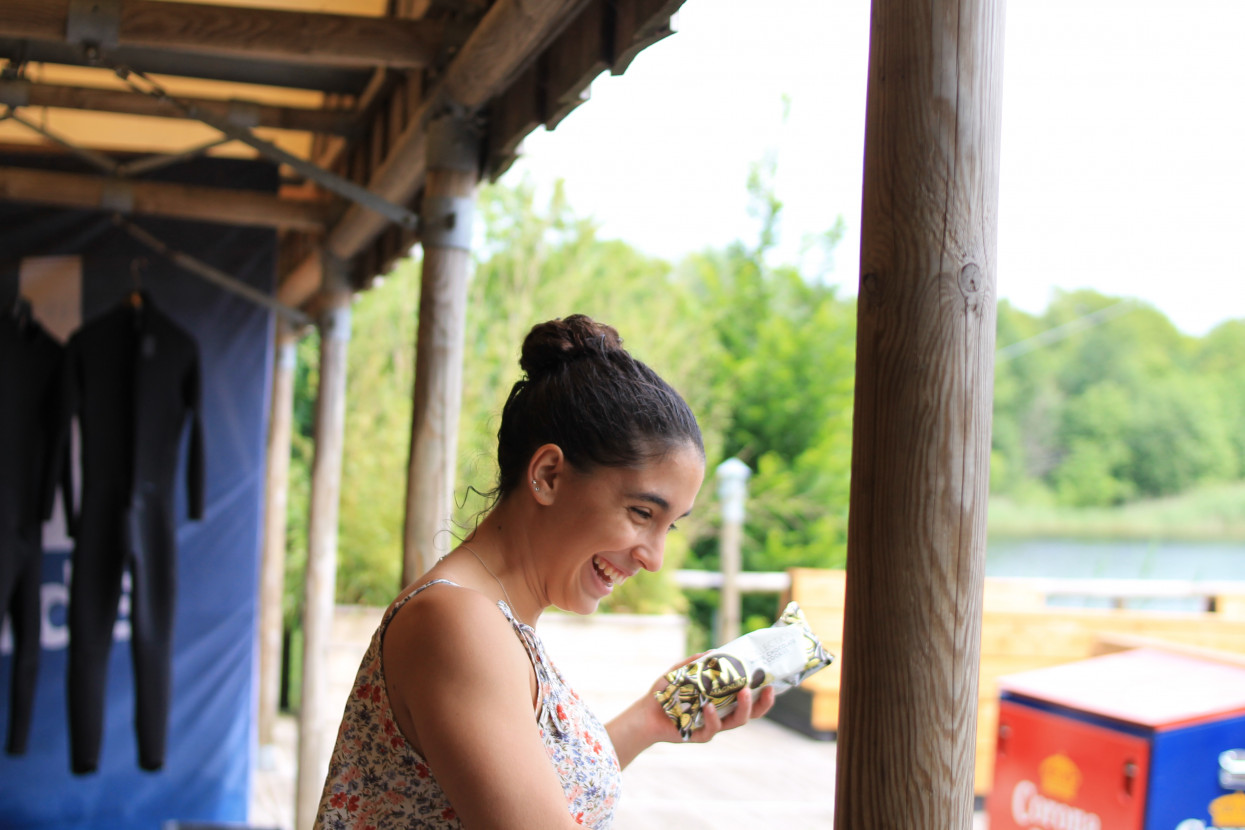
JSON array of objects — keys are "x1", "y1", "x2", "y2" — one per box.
[{"x1": 716, "y1": 457, "x2": 752, "y2": 645}]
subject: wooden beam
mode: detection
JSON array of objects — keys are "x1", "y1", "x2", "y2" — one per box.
[
  {"x1": 278, "y1": 0, "x2": 595, "y2": 306},
  {"x1": 543, "y1": 0, "x2": 609, "y2": 129},
  {"x1": 440, "y1": 0, "x2": 591, "y2": 110},
  {"x1": 0, "y1": 165, "x2": 329, "y2": 230},
  {"x1": 325, "y1": 0, "x2": 598, "y2": 261},
  {"x1": 16, "y1": 81, "x2": 355, "y2": 136},
  {"x1": 832, "y1": 0, "x2": 1004, "y2": 826},
  {"x1": 0, "y1": 0, "x2": 444, "y2": 69},
  {"x1": 610, "y1": 0, "x2": 682, "y2": 76},
  {"x1": 277, "y1": 0, "x2": 681, "y2": 305}
]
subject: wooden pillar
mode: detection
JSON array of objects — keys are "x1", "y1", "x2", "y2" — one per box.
[
  {"x1": 833, "y1": 0, "x2": 1004, "y2": 827},
  {"x1": 257, "y1": 320, "x2": 298, "y2": 752},
  {"x1": 716, "y1": 457, "x2": 751, "y2": 645},
  {"x1": 295, "y1": 265, "x2": 353, "y2": 829},
  {"x1": 401, "y1": 114, "x2": 480, "y2": 586}
]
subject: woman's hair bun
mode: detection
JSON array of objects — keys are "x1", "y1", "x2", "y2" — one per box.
[{"x1": 519, "y1": 314, "x2": 624, "y2": 378}]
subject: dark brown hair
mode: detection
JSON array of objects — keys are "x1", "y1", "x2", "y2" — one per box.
[{"x1": 492, "y1": 314, "x2": 703, "y2": 499}]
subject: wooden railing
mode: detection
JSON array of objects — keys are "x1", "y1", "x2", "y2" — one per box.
[{"x1": 782, "y1": 568, "x2": 1245, "y2": 796}]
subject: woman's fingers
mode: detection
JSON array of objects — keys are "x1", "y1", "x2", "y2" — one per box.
[
  {"x1": 649, "y1": 652, "x2": 707, "y2": 695},
  {"x1": 750, "y1": 685, "x2": 777, "y2": 719},
  {"x1": 700, "y1": 685, "x2": 778, "y2": 741}
]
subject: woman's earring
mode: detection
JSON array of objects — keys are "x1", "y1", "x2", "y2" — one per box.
[{"x1": 532, "y1": 479, "x2": 540, "y2": 492}]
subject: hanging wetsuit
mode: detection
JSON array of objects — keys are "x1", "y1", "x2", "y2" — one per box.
[
  {"x1": 0, "y1": 304, "x2": 67, "y2": 755},
  {"x1": 58, "y1": 292, "x2": 204, "y2": 774}
]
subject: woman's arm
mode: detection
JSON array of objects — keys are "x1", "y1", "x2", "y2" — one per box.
[
  {"x1": 604, "y1": 659, "x2": 777, "y2": 770},
  {"x1": 384, "y1": 587, "x2": 586, "y2": 829}
]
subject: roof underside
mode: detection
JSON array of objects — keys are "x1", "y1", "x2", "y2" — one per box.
[{"x1": 0, "y1": 0, "x2": 685, "y2": 311}]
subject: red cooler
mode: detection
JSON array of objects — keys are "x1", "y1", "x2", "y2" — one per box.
[{"x1": 986, "y1": 648, "x2": 1245, "y2": 830}]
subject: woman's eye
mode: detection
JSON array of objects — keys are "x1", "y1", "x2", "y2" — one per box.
[
  {"x1": 667, "y1": 523, "x2": 679, "y2": 534},
  {"x1": 629, "y1": 507, "x2": 652, "y2": 520}
]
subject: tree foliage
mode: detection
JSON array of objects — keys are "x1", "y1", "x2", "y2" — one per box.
[
  {"x1": 993, "y1": 293, "x2": 1244, "y2": 506},
  {"x1": 283, "y1": 171, "x2": 1245, "y2": 634}
]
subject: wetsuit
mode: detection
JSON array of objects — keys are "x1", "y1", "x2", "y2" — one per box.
[
  {"x1": 0, "y1": 306, "x2": 66, "y2": 755},
  {"x1": 58, "y1": 294, "x2": 204, "y2": 773}
]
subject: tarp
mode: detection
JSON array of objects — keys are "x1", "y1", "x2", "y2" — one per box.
[{"x1": 0, "y1": 156, "x2": 276, "y2": 829}]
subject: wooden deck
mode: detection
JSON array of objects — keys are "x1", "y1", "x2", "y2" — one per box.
[{"x1": 786, "y1": 568, "x2": 1245, "y2": 796}]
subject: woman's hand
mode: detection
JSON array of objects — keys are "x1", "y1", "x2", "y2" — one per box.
[
  {"x1": 605, "y1": 653, "x2": 778, "y2": 769},
  {"x1": 680, "y1": 682, "x2": 778, "y2": 743}
]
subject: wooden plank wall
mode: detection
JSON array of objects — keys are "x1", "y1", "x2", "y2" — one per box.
[{"x1": 786, "y1": 568, "x2": 1245, "y2": 796}]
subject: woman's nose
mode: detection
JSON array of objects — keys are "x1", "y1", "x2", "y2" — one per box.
[{"x1": 634, "y1": 535, "x2": 664, "y2": 572}]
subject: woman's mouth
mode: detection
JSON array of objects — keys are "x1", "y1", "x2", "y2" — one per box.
[{"x1": 592, "y1": 555, "x2": 627, "y2": 588}]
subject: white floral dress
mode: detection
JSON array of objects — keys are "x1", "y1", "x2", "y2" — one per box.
[{"x1": 315, "y1": 579, "x2": 622, "y2": 829}]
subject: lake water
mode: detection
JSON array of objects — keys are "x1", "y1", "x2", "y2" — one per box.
[{"x1": 986, "y1": 538, "x2": 1245, "y2": 611}]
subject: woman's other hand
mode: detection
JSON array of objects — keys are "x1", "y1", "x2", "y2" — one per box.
[{"x1": 606, "y1": 653, "x2": 778, "y2": 768}]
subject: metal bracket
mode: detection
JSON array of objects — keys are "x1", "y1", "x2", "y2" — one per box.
[
  {"x1": 226, "y1": 100, "x2": 262, "y2": 129},
  {"x1": 67, "y1": 0, "x2": 122, "y2": 50},
  {"x1": 426, "y1": 114, "x2": 483, "y2": 174},
  {"x1": 0, "y1": 78, "x2": 31, "y2": 108},
  {"x1": 100, "y1": 179, "x2": 134, "y2": 213},
  {"x1": 420, "y1": 195, "x2": 475, "y2": 250},
  {"x1": 320, "y1": 303, "x2": 353, "y2": 342}
]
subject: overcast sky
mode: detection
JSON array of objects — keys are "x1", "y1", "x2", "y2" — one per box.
[{"x1": 503, "y1": 0, "x2": 1245, "y2": 338}]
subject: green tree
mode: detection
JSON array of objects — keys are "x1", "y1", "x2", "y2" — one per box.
[
  {"x1": 455, "y1": 178, "x2": 730, "y2": 613},
  {"x1": 1194, "y1": 320, "x2": 1245, "y2": 475},
  {"x1": 334, "y1": 258, "x2": 421, "y2": 605},
  {"x1": 1052, "y1": 382, "x2": 1135, "y2": 506},
  {"x1": 1121, "y1": 375, "x2": 1237, "y2": 497}
]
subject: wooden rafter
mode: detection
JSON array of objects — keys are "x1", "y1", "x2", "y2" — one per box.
[
  {"x1": 0, "y1": 165, "x2": 328, "y2": 230},
  {"x1": 8, "y1": 81, "x2": 356, "y2": 136},
  {"x1": 0, "y1": 0, "x2": 445, "y2": 69},
  {"x1": 278, "y1": 0, "x2": 684, "y2": 309}
]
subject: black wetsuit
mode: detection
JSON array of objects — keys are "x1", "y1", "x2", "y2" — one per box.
[
  {"x1": 0, "y1": 306, "x2": 66, "y2": 755},
  {"x1": 58, "y1": 294, "x2": 204, "y2": 773}
]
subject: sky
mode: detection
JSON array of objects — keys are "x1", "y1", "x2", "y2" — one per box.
[{"x1": 503, "y1": 0, "x2": 1245, "y2": 338}]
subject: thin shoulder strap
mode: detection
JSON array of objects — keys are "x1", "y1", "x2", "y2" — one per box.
[
  {"x1": 410, "y1": 578, "x2": 459, "y2": 598},
  {"x1": 383, "y1": 578, "x2": 461, "y2": 625}
]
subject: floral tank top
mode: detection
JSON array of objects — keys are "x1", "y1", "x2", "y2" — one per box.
[{"x1": 315, "y1": 579, "x2": 622, "y2": 829}]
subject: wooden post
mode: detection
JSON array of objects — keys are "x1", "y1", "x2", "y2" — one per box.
[
  {"x1": 833, "y1": 0, "x2": 1004, "y2": 826},
  {"x1": 295, "y1": 265, "x2": 352, "y2": 829},
  {"x1": 257, "y1": 320, "x2": 298, "y2": 753},
  {"x1": 401, "y1": 114, "x2": 480, "y2": 586},
  {"x1": 716, "y1": 458, "x2": 751, "y2": 645}
]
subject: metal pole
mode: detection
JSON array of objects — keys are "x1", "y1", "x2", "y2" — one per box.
[{"x1": 716, "y1": 458, "x2": 751, "y2": 645}]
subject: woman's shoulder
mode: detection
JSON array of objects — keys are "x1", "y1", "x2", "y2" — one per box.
[{"x1": 384, "y1": 579, "x2": 522, "y2": 669}]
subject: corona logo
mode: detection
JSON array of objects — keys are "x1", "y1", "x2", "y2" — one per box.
[
  {"x1": 1011, "y1": 780, "x2": 1101, "y2": 830},
  {"x1": 1210, "y1": 791, "x2": 1245, "y2": 829},
  {"x1": 1039, "y1": 753, "x2": 1082, "y2": 802}
]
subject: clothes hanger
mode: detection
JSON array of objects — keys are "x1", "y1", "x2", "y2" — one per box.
[{"x1": 11, "y1": 294, "x2": 32, "y2": 331}]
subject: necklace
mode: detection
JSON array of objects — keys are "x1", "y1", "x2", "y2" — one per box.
[{"x1": 460, "y1": 543, "x2": 517, "y2": 613}]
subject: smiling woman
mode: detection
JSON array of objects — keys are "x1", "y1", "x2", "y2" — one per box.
[{"x1": 314, "y1": 314, "x2": 775, "y2": 830}]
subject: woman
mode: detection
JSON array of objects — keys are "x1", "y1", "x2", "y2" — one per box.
[{"x1": 316, "y1": 314, "x2": 775, "y2": 829}]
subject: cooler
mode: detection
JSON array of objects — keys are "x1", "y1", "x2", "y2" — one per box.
[{"x1": 986, "y1": 648, "x2": 1245, "y2": 830}]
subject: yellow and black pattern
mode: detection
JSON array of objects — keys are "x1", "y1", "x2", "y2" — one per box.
[{"x1": 654, "y1": 602, "x2": 833, "y2": 741}]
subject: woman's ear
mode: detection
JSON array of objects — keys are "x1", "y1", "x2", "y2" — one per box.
[{"x1": 527, "y1": 444, "x2": 564, "y2": 504}]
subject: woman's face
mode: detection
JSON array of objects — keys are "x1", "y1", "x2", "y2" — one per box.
[{"x1": 537, "y1": 442, "x2": 705, "y2": 615}]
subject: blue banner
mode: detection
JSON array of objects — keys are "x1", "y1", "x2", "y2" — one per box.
[{"x1": 0, "y1": 156, "x2": 276, "y2": 829}]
